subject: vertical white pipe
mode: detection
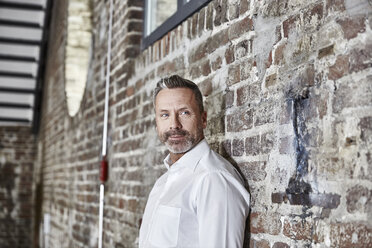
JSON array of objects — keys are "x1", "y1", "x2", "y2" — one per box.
[
  {"x1": 99, "y1": 0, "x2": 113, "y2": 247},
  {"x1": 101, "y1": 0, "x2": 114, "y2": 157},
  {"x1": 98, "y1": 184, "x2": 105, "y2": 248}
]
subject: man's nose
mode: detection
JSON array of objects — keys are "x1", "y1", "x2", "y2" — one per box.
[{"x1": 170, "y1": 115, "x2": 182, "y2": 129}]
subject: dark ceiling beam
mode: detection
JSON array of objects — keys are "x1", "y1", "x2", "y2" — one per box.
[
  {"x1": 0, "y1": 102, "x2": 33, "y2": 109},
  {"x1": 0, "y1": 54, "x2": 37, "y2": 62},
  {"x1": 32, "y1": 0, "x2": 52, "y2": 134},
  {"x1": 0, "y1": 71, "x2": 35, "y2": 78},
  {"x1": 0, "y1": 86, "x2": 35, "y2": 94},
  {"x1": 0, "y1": 2, "x2": 44, "y2": 11},
  {"x1": 0, "y1": 37, "x2": 41, "y2": 46},
  {"x1": 0, "y1": 117, "x2": 31, "y2": 123},
  {"x1": 0, "y1": 19, "x2": 42, "y2": 28}
]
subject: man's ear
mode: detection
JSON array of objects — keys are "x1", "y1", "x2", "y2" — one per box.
[{"x1": 202, "y1": 111, "x2": 207, "y2": 129}]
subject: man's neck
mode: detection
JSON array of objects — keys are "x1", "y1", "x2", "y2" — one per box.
[
  {"x1": 168, "y1": 138, "x2": 204, "y2": 166},
  {"x1": 169, "y1": 152, "x2": 185, "y2": 165}
]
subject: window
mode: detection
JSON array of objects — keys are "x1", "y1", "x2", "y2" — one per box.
[
  {"x1": 142, "y1": 0, "x2": 211, "y2": 49},
  {"x1": 64, "y1": 0, "x2": 92, "y2": 117}
]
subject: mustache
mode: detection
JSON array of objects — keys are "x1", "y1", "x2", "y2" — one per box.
[{"x1": 164, "y1": 130, "x2": 189, "y2": 139}]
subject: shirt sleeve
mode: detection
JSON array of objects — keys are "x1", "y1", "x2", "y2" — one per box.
[{"x1": 195, "y1": 172, "x2": 250, "y2": 248}]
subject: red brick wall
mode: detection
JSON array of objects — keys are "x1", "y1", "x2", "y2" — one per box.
[
  {"x1": 0, "y1": 127, "x2": 36, "y2": 247},
  {"x1": 34, "y1": 0, "x2": 372, "y2": 247}
]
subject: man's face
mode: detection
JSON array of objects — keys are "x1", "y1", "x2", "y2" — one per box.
[{"x1": 155, "y1": 88, "x2": 207, "y2": 154}]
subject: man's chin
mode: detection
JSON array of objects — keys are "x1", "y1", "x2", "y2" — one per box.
[{"x1": 165, "y1": 142, "x2": 193, "y2": 154}]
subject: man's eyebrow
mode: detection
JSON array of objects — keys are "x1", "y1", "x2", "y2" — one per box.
[{"x1": 158, "y1": 106, "x2": 190, "y2": 111}]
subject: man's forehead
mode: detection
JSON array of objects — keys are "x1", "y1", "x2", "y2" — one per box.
[
  {"x1": 156, "y1": 88, "x2": 195, "y2": 100},
  {"x1": 155, "y1": 88, "x2": 197, "y2": 107}
]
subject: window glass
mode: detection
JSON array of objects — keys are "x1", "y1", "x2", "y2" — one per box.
[
  {"x1": 65, "y1": 0, "x2": 92, "y2": 117},
  {"x1": 145, "y1": 0, "x2": 177, "y2": 36},
  {"x1": 143, "y1": 0, "x2": 211, "y2": 49}
]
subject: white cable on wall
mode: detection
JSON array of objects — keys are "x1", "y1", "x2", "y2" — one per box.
[
  {"x1": 98, "y1": 0, "x2": 113, "y2": 248},
  {"x1": 101, "y1": 0, "x2": 113, "y2": 157}
]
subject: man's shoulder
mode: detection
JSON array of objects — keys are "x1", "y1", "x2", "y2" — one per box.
[{"x1": 195, "y1": 149, "x2": 241, "y2": 180}]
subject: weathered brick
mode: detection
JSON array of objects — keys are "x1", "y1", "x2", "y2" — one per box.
[
  {"x1": 240, "y1": 58, "x2": 253, "y2": 80},
  {"x1": 232, "y1": 139, "x2": 245, "y2": 156},
  {"x1": 0, "y1": 127, "x2": 35, "y2": 247},
  {"x1": 221, "y1": 139, "x2": 232, "y2": 157},
  {"x1": 225, "y1": 45, "x2": 235, "y2": 65},
  {"x1": 190, "y1": 30, "x2": 229, "y2": 63},
  {"x1": 189, "y1": 43, "x2": 207, "y2": 63},
  {"x1": 303, "y1": 3, "x2": 323, "y2": 28},
  {"x1": 283, "y1": 14, "x2": 300, "y2": 38},
  {"x1": 254, "y1": 103, "x2": 275, "y2": 126},
  {"x1": 250, "y1": 239, "x2": 270, "y2": 248},
  {"x1": 245, "y1": 135, "x2": 260, "y2": 155},
  {"x1": 239, "y1": 0, "x2": 249, "y2": 15},
  {"x1": 207, "y1": 115, "x2": 225, "y2": 134},
  {"x1": 173, "y1": 56, "x2": 185, "y2": 71},
  {"x1": 359, "y1": 116, "x2": 372, "y2": 143},
  {"x1": 271, "y1": 192, "x2": 287, "y2": 204},
  {"x1": 274, "y1": 42, "x2": 286, "y2": 65},
  {"x1": 330, "y1": 223, "x2": 372, "y2": 247},
  {"x1": 262, "y1": 0, "x2": 289, "y2": 17},
  {"x1": 250, "y1": 212, "x2": 282, "y2": 235},
  {"x1": 228, "y1": 2, "x2": 239, "y2": 21},
  {"x1": 272, "y1": 242, "x2": 290, "y2": 248},
  {"x1": 326, "y1": 0, "x2": 345, "y2": 13},
  {"x1": 207, "y1": 29, "x2": 230, "y2": 54},
  {"x1": 274, "y1": 25, "x2": 282, "y2": 45},
  {"x1": 192, "y1": 12, "x2": 198, "y2": 39},
  {"x1": 265, "y1": 73, "x2": 277, "y2": 87},
  {"x1": 211, "y1": 56, "x2": 222, "y2": 71},
  {"x1": 198, "y1": 8, "x2": 205, "y2": 37},
  {"x1": 225, "y1": 90, "x2": 234, "y2": 108},
  {"x1": 127, "y1": 0, "x2": 143, "y2": 7},
  {"x1": 328, "y1": 55, "x2": 349, "y2": 80},
  {"x1": 332, "y1": 75, "x2": 372, "y2": 113},
  {"x1": 190, "y1": 63, "x2": 202, "y2": 79},
  {"x1": 199, "y1": 77, "x2": 212, "y2": 96},
  {"x1": 346, "y1": 185, "x2": 371, "y2": 213},
  {"x1": 226, "y1": 109, "x2": 253, "y2": 132},
  {"x1": 283, "y1": 192, "x2": 341, "y2": 208},
  {"x1": 337, "y1": 16, "x2": 366, "y2": 40},
  {"x1": 235, "y1": 40, "x2": 250, "y2": 59},
  {"x1": 283, "y1": 218, "x2": 312, "y2": 240},
  {"x1": 228, "y1": 64, "x2": 240, "y2": 86},
  {"x1": 318, "y1": 44, "x2": 334, "y2": 59},
  {"x1": 237, "y1": 85, "x2": 249, "y2": 106},
  {"x1": 201, "y1": 59, "x2": 211, "y2": 76},
  {"x1": 206, "y1": 4, "x2": 213, "y2": 30},
  {"x1": 214, "y1": 0, "x2": 228, "y2": 26},
  {"x1": 239, "y1": 161, "x2": 267, "y2": 182},
  {"x1": 229, "y1": 16, "x2": 253, "y2": 40},
  {"x1": 349, "y1": 44, "x2": 372, "y2": 73},
  {"x1": 265, "y1": 50, "x2": 272, "y2": 68}
]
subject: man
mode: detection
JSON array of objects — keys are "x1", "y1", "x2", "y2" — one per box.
[{"x1": 139, "y1": 75, "x2": 250, "y2": 248}]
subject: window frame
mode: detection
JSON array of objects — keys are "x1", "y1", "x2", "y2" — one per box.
[{"x1": 142, "y1": 0, "x2": 212, "y2": 50}]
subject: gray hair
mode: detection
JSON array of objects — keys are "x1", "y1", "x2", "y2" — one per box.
[{"x1": 153, "y1": 75, "x2": 204, "y2": 113}]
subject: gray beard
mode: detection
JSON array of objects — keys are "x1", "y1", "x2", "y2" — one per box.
[{"x1": 165, "y1": 138, "x2": 194, "y2": 154}]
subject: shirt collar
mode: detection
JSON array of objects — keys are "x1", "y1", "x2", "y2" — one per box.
[{"x1": 163, "y1": 139, "x2": 210, "y2": 172}]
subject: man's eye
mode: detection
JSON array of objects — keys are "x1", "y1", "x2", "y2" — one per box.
[
  {"x1": 160, "y1": 113, "x2": 169, "y2": 118},
  {"x1": 180, "y1": 111, "x2": 190, "y2": 115}
]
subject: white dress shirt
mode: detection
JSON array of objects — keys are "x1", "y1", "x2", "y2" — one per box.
[{"x1": 139, "y1": 139, "x2": 250, "y2": 248}]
